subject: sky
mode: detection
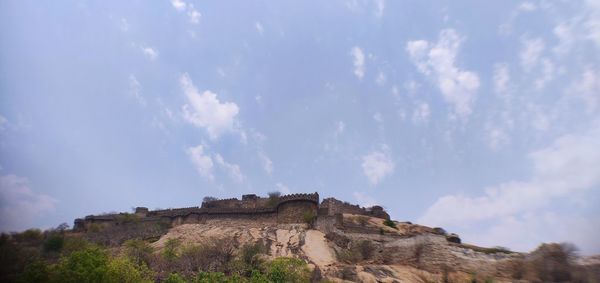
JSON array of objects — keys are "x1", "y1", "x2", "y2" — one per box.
[{"x1": 1, "y1": 0, "x2": 599, "y2": 255}]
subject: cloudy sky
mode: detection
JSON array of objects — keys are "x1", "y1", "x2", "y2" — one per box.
[{"x1": 1, "y1": 0, "x2": 599, "y2": 254}]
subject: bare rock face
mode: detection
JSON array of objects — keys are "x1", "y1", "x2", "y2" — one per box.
[{"x1": 150, "y1": 215, "x2": 528, "y2": 282}]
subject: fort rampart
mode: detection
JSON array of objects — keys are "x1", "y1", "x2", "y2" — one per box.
[{"x1": 73, "y1": 192, "x2": 389, "y2": 232}]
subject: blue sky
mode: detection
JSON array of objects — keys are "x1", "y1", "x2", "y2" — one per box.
[{"x1": 1, "y1": 0, "x2": 599, "y2": 254}]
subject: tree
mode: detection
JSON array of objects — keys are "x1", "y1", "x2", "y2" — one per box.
[
  {"x1": 105, "y1": 257, "x2": 154, "y2": 283},
  {"x1": 51, "y1": 246, "x2": 109, "y2": 283}
]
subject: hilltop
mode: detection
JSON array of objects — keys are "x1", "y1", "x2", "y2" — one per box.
[{"x1": 1, "y1": 192, "x2": 598, "y2": 282}]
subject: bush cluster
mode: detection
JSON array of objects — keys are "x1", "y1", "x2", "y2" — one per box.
[{"x1": 1, "y1": 228, "x2": 312, "y2": 283}]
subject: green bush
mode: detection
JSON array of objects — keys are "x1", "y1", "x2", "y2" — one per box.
[
  {"x1": 14, "y1": 229, "x2": 44, "y2": 244},
  {"x1": 164, "y1": 273, "x2": 188, "y2": 283},
  {"x1": 19, "y1": 259, "x2": 50, "y2": 283},
  {"x1": 383, "y1": 219, "x2": 397, "y2": 229},
  {"x1": 51, "y1": 246, "x2": 109, "y2": 283},
  {"x1": 241, "y1": 242, "x2": 266, "y2": 267},
  {"x1": 162, "y1": 239, "x2": 181, "y2": 261},
  {"x1": 264, "y1": 257, "x2": 311, "y2": 283},
  {"x1": 194, "y1": 271, "x2": 226, "y2": 283},
  {"x1": 105, "y1": 257, "x2": 154, "y2": 283},
  {"x1": 61, "y1": 236, "x2": 90, "y2": 255},
  {"x1": 124, "y1": 239, "x2": 154, "y2": 265},
  {"x1": 43, "y1": 234, "x2": 64, "y2": 253},
  {"x1": 303, "y1": 211, "x2": 317, "y2": 228}
]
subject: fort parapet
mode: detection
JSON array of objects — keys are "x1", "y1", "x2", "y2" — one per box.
[{"x1": 73, "y1": 192, "x2": 389, "y2": 231}]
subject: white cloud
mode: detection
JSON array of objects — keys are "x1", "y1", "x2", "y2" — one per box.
[
  {"x1": 518, "y1": 2, "x2": 537, "y2": 12},
  {"x1": 493, "y1": 63, "x2": 510, "y2": 97},
  {"x1": 255, "y1": 22, "x2": 264, "y2": 35},
  {"x1": 373, "y1": 112, "x2": 383, "y2": 123},
  {"x1": 186, "y1": 145, "x2": 214, "y2": 180},
  {"x1": 534, "y1": 58, "x2": 555, "y2": 89},
  {"x1": 128, "y1": 75, "x2": 146, "y2": 107},
  {"x1": 406, "y1": 29, "x2": 480, "y2": 120},
  {"x1": 412, "y1": 102, "x2": 430, "y2": 123},
  {"x1": 214, "y1": 154, "x2": 245, "y2": 183},
  {"x1": 120, "y1": 18, "x2": 129, "y2": 32},
  {"x1": 553, "y1": 22, "x2": 575, "y2": 55},
  {"x1": 568, "y1": 67, "x2": 600, "y2": 113},
  {"x1": 350, "y1": 46, "x2": 365, "y2": 79},
  {"x1": 171, "y1": 0, "x2": 187, "y2": 11},
  {"x1": 187, "y1": 6, "x2": 201, "y2": 24},
  {"x1": 334, "y1": 121, "x2": 345, "y2": 137},
  {"x1": 419, "y1": 121, "x2": 600, "y2": 252},
  {"x1": 499, "y1": 2, "x2": 538, "y2": 35},
  {"x1": 171, "y1": 0, "x2": 201, "y2": 24},
  {"x1": 353, "y1": 191, "x2": 377, "y2": 207},
  {"x1": 0, "y1": 115, "x2": 7, "y2": 131},
  {"x1": 0, "y1": 174, "x2": 57, "y2": 231},
  {"x1": 520, "y1": 37, "x2": 545, "y2": 72},
  {"x1": 259, "y1": 151, "x2": 273, "y2": 175},
  {"x1": 141, "y1": 46, "x2": 159, "y2": 60},
  {"x1": 374, "y1": 0, "x2": 385, "y2": 18},
  {"x1": 375, "y1": 71, "x2": 386, "y2": 86},
  {"x1": 180, "y1": 73, "x2": 240, "y2": 140},
  {"x1": 585, "y1": 0, "x2": 600, "y2": 48},
  {"x1": 362, "y1": 148, "x2": 395, "y2": 185},
  {"x1": 345, "y1": 0, "x2": 385, "y2": 18},
  {"x1": 484, "y1": 123, "x2": 510, "y2": 150}
]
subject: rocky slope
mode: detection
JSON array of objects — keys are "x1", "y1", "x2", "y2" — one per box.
[{"x1": 150, "y1": 215, "x2": 526, "y2": 282}]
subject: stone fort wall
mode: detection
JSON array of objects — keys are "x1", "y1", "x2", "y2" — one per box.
[
  {"x1": 74, "y1": 193, "x2": 321, "y2": 231},
  {"x1": 73, "y1": 192, "x2": 389, "y2": 231}
]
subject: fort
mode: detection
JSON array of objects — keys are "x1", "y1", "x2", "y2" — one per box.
[{"x1": 73, "y1": 192, "x2": 390, "y2": 232}]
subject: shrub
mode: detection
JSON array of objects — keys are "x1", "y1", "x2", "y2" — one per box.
[
  {"x1": 264, "y1": 257, "x2": 311, "y2": 283},
  {"x1": 19, "y1": 259, "x2": 50, "y2": 283},
  {"x1": 174, "y1": 236, "x2": 237, "y2": 276},
  {"x1": 194, "y1": 271, "x2": 227, "y2": 283},
  {"x1": 13, "y1": 229, "x2": 43, "y2": 244},
  {"x1": 162, "y1": 239, "x2": 181, "y2": 261},
  {"x1": 164, "y1": 273, "x2": 187, "y2": 283},
  {"x1": 303, "y1": 211, "x2": 317, "y2": 228},
  {"x1": 124, "y1": 239, "x2": 154, "y2": 265},
  {"x1": 241, "y1": 242, "x2": 266, "y2": 267},
  {"x1": 43, "y1": 234, "x2": 64, "y2": 253},
  {"x1": 62, "y1": 236, "x2": 90, "y2": 255},
  {"x1": 525, "y1": 242, "x2": 577, "y2": 282},
  {"x1": 267, "y1": 192, "x2": 281, "y2": 207},
  {"x1": 383, "y1": 219, "x2": 397, "y2": 229},
  {"x1": 51, "y1": 246, "x2": 109, "y2": 283},
  {"x1": 106, "y1": 257, "x2": 155, "y2": 283}
]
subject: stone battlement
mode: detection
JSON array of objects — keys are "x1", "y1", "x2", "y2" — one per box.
[{"x1": 73, "y1": 192, "x2": 388, "y2": 231}]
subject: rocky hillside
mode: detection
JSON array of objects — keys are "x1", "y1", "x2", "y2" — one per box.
[{"x1": 145, "y1": 214, "x2": 598, "y2": 282}]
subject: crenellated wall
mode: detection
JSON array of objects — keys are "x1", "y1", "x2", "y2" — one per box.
[
  {"x1": 319, "y1": 197, "x2": 390, "y2": 220},
  {"x1": 74, "y1": 192, "x2": 321, "y2": 231},
  {"x1": 73, "y1": 192, "x2": 390, "y2": 232}
]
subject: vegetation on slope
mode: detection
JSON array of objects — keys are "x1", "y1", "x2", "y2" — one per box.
[{"x1": 0, "y1": 225, "x2": 311, "y2": 283}]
